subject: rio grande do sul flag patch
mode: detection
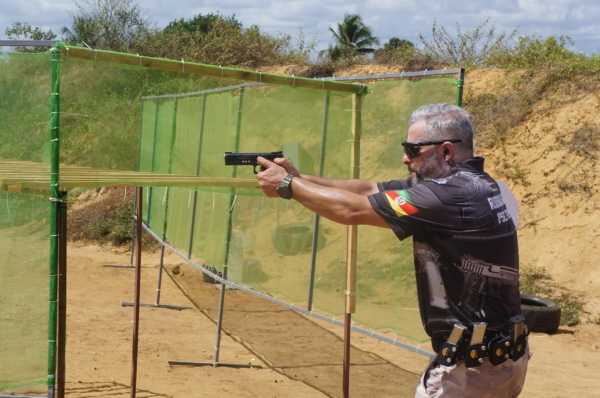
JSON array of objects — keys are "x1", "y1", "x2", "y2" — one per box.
[{"x1": 384, "y1": 190, "x2": 418, "y2": 217}]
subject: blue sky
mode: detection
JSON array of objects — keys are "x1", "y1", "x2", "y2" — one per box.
[{"x1": 1, "y1": 0, "x2": 599, "y2": 57}]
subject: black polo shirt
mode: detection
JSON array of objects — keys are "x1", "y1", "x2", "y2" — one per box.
[{"x1": 368, "y1": 157, "x2": 521, "y2": 341}]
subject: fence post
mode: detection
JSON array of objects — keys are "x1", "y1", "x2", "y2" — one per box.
[
  {"x1": 47, "y1": 43, "x2": 62, "y2": 398},
  {"x1": 456, "y1": 68, "x2": 465, "y2": 107},
  {"x1": 343, "y1": 92, "x2": 362, "y2": 398}
]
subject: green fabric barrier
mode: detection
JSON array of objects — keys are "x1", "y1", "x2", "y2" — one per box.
[{"x1": 0, "y1": 46, "x2": 462, "y2": 393}]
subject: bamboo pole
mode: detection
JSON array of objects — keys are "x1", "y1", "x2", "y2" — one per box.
[
  {"x1": 342, "y1": 93, "x2": 362, "y2": 398},
  {"x1": 57, "y1": 198, "x2": 67, "y2": 398},
  {"x1": 47, "y1": 45, "x2": 61, "y2": 398},
  {"x1": 56, "y1": 43, "x2": 367, "y2": 95}
]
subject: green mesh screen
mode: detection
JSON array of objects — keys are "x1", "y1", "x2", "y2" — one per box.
[
  {"x1": 136, "y1": 77, "x2": 459, "y2": 343},
  {"x1": 0, "y1": 193, "x2": 50, "y2": 392},
  {"x1": 0, "y1": 44, "x2": 461, "y2": 394},
  {"x1": 0, "y1": 51, "x2": 51, "y2": 392}
]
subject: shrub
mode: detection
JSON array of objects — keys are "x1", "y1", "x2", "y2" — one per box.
[
  {"x1": 418, "y1": 18, "x2": 518, "y2": 69},
  {"x1": 138, "y1": 19, "x2": 314, "y2": 68},
  {"x1": 520, "y1": 261, "x2": 586, "y2": 327}
]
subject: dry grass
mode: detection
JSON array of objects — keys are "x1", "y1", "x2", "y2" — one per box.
[{"x1": 67, "y1": 187, "x2": 157, "y2": 250}]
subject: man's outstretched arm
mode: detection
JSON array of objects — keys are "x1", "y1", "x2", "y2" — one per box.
[
  {"x1": 257, "y1": 157, "x2": 388, "y2": 228},
  {"x1": 271, "y1": 157, "x2": 379, "y2": 196}
]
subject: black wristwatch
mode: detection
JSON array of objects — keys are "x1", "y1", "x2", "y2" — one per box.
[{"x1": 276, "y1": 174, "x2": 294, "y2": 199}]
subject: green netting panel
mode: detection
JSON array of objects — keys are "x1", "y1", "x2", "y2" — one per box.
[
  {"x1": 0, "y1": 51, "x2": 52, "y2": 393},
  {"x1": 140, "y1": 100, "x2": 158, "y2": 223},
  {"x1": 352, "y1": 78, "x2": 458, "y2": 342},
  {"x1": 135, "y1": 76, "x2": 458, "y2": 343},
  {"x1": 196, "y1": 90, "x2": 239, "y2": 189},
  {"x1": 0, "y1": 193, "x2": 50, "y2": 392},
  {"x1": 146, "y1": 99, "x2": 177, "y2": 236},
  {"x1": 0, "y1": 52, "x2": 51, "y2": 164},
  {"x1": 309, "y1": 92, "x2": 358, "y2": 316},
  {"x1": 190, "y1": 191, "x2": 229, "y2": 269},
  {"x1": 164, "y1": 95, "x2": 205, "y2": 250}
]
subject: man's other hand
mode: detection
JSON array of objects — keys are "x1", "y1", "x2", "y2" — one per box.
[
  {"x1": 273, "y1": 157, "x2": 301, "y2": 178},
  {"x1": 257, "y1": 156, "x2": 289, "y2": 197}
]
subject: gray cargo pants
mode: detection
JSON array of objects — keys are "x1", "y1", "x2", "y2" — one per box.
[{"x1": 415, "y1": 347, "x2": 531, "y2": 398}]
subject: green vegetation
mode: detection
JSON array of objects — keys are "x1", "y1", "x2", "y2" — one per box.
[
  {"x1": 67, "y1": 188, "x2": 157, "y2": 249},
  {"x1": 61, "y1": 0, "x2": 151, "y2": 52},
  {"x1": 56, "y1": 0, "x2": 314, "y2": 67},
  {"x1": 87, "y1": 200, "x2": 134, "y2": 245},
  {"x1": 502, "y1": 164, "x2": 530, "y2": 186},
  {"x1": 419, "y1": 18, "x2": 519, "y2": 69},
  {"x1": 520, "y1": 261, "x2": 586, "y2": 327},
  {"x1": 4, "y1": 22, "x2": 56, "y2": 52}
]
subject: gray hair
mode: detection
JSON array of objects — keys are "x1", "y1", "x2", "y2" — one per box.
[{"x1": 408, "y1": 103, "x2": 474, "y2": 159}]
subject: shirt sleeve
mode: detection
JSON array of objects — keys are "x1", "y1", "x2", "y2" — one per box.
[
  {"x1": 377, "y1": 179, "x2": 410, "y2": 192},
  {"x1": 368, "y1": 181, "x2": 462, "y2": 240}
]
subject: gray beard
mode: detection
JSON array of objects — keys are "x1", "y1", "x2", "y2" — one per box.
[{"x1": 407, "y1": 154, "x2": 446, "y2": 188}]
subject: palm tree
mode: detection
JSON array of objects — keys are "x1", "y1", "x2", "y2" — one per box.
[
  {"x1": 61, "y1": 16, "x2": 99, "y2": 47},
  {"x1": 320, "y1": 14, "x2": 379, "y2": 61}
]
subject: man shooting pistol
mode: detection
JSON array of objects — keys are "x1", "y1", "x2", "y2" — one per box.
[{"x1": 254, "y1": 104, "x2": 531, "y2": 398}]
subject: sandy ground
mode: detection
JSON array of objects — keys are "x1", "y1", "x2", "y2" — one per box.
[{"x1": 4, "y1": 243, "x2": 597, "y2": 398}]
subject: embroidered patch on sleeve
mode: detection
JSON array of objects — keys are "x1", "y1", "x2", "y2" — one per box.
[{"x1": 384, "y1": 190, "x2": 418, "y2": 217}]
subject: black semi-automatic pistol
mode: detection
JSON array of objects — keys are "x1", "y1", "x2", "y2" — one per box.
[{"x1": 224, "y1": 151, "x2": 284, "y2": 174}]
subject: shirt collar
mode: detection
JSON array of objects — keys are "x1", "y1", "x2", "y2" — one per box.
[{"x1": 440, "y1": 157, "x2": 485, "y2": 178}]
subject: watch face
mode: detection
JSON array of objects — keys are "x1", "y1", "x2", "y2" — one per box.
[{"x1": 277, "y1": 176, "x2": 293, "y2": 199}]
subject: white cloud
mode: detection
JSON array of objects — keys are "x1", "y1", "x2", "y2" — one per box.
[{"x1": 1, "y1": 0, "x2": 599, "y2": 55}]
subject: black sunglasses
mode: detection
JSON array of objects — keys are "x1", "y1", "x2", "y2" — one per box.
[{"x1": 401, "y1": 139, "x2": 462, "y2": 158}]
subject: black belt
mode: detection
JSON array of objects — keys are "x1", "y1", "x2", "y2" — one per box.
[
  {"x1": 431, "y1": 328, "x2": 511, "y2": 354},
  {"x1": 431, "y1": 313, "x2": 534, "y2": 368}
]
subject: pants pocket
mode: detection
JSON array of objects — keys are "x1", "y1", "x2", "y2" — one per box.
[{"x1": 466, "y1": 365, "x2": 513, "y2": 390}]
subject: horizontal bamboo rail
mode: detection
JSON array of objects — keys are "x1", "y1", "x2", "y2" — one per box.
[
  {"x1": 0, "y1": 159, "x2": 260, "y2": 190},
  {"x1": 57, "y1": 43, "x2": 368, "y2": 95}
]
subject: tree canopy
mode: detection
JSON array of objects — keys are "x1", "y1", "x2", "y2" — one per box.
[{"x1": 320, "y1": 14, "x2": 379, "y2": 61}]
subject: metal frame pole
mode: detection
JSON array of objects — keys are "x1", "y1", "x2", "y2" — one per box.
[
  {"x1": 147, "y1": 99, "x2": 160, "y2": 228},
  {"x1": 155, "y1": 239, "x2": 166, "y2": 305},
  {"x1": 154, "y1": 98, "x2": 178, "y2": 303},
  {"x1": 122, "y1": 99, "x2": 191, "y2": 310},
  {"x1": 307, "y1": 90, "x2": 331, "y2": 311},
  {"x1": 342, "y1": 92, "x2": 362, "y2": 398},
  {"x1": 212, "y1": 266, "x2": 228, "y2": 366},
  {"x1": 130, "y1": 187, "x2": 143, "y2": 398},
  {"x1": 456, "y1": 68, "x2": 465, "y2": 107},
  {"x1": 187, "y1": 93, "x2": 208, "y2": 258}
]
